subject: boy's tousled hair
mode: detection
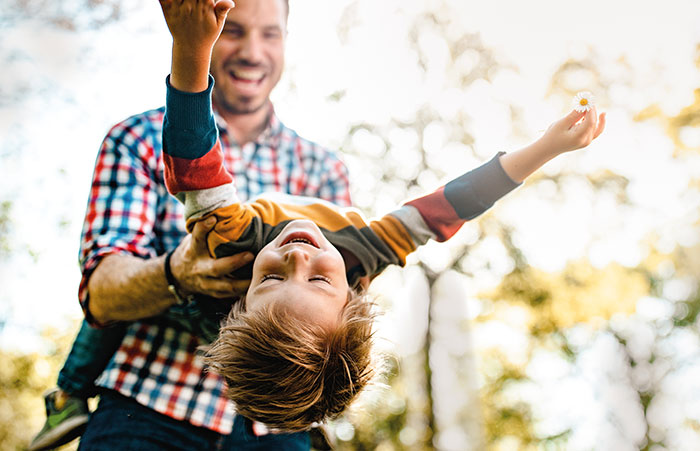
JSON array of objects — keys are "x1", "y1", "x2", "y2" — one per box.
[{"x1": 204, "y1": 291, "x2": 376, "y2": 431}]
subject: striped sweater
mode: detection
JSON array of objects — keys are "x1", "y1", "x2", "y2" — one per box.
[{"x1": 163, "y1": 76, "x2": 520, "y2": 286}]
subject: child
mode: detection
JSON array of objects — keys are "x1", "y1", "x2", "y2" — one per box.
[{"x1": 158, "y1": 0, "x2": 605, "y2": 433}]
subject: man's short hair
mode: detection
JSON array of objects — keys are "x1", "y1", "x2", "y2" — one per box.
[{"x1": 204, "y1": 290, "x2": 376, "y2": 431}]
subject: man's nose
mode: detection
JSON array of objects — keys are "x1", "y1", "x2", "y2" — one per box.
[{"x1": 239, "y1": 33, "x2": 264, "y2": 63}]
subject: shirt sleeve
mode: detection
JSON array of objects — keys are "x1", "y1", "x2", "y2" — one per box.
[
  {"x1": 369, "y1": 152, "x2": 521, "y2": 266},
  {"x1": 78, "y1": 113, "x2": 162, "y2": 324},
  {"x1": 162, "y1": 75, "x2": 238, "y2": 223}
]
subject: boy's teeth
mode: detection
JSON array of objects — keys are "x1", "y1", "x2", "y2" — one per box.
[{"x1": 233, "y1": 69, "x2": 264, "y2": 81}]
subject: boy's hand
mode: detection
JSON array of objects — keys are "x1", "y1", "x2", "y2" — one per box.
[
  {"x1": 540, "y1": 107, "x2": 607, "y2": 156},
  {"x1": 499, "y1": 107, "x2": 607, "y2": 183},
  {"x1": 159, "y1": 0, "x2": 234, "y2": 52},
  {"x1": 160, "y1": 0, "x2": 235, "y2": 92}
]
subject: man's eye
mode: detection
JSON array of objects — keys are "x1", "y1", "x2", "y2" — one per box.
[
  {"x1": 222, "y1": 28, "x2": 243, "y2": 37},
  {"x1": 310, "y1": 276, "x2": 331, "y2": 284},
  {"x1": 261, "y1": 274, "x2": 283, "y2": 282}
]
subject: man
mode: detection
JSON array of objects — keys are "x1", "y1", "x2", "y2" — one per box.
[{"x1": 29, "y1": 0, "x2": 350, "y2": 449}]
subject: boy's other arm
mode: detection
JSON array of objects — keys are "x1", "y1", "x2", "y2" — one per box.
[
  {"x1": 159, "y1": 1, "x2": 240, "y2": 223},
  {"x1": 499, "y1": 108, "x2": 606, "y2": 183},
  {"x1": 371, "y1": 108, "x2": 606, "y2": 269}
]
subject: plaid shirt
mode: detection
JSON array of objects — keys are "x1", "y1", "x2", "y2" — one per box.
[{"x1": 78, "y1": 106, "x2": 351, "y2": 434}]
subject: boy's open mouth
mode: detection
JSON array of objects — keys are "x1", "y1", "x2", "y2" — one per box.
[{"x1": 280, "y1": 231, "x2": 320, "y2": 249}]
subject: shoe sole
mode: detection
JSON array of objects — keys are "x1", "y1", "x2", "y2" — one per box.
[{"x1": 28, "y1": 414, "x2": 89, "y2": 451}]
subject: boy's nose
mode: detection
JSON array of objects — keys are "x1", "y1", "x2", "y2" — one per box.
[{"x1": 283, "y1": 247, "x2": 311, "y2": 266}]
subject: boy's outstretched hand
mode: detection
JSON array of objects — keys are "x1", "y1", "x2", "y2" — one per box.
[
  {"x1": 159, "y1": 0, "x2": 235, "y2": 93},
  {"x1": 541, "y1": 107, "x2": 607, "y2": 155},
  {"x1": 499, "y1": 107, "x2": 607, "y2": 183}
]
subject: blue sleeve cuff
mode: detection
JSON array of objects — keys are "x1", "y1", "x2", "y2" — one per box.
[{"x1": 163, "y1": 74, "x2": 217, "y2": 159}]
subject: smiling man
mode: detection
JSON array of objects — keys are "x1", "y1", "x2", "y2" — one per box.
[
  {"x1": 29, "y1": 0, "x2": 351, "y2": 450},
  {"x1": 209, "y1": 0, "x2": 288, "y2": 143}
]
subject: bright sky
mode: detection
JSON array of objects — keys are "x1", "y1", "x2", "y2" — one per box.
[{"x1": 2, "y1": 0, "x2": 699, "y2": 447}]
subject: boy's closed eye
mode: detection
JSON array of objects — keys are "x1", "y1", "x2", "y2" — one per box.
[{"x1": 260, "y1": 274, "x2": 332, "y2": 284}]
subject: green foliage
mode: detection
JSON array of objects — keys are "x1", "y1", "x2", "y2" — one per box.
[{"x1": 0, "y1": 323, "x2": 79, "y2": 450}]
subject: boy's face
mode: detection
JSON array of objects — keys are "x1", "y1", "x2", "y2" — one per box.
[
  {"x1": 210, "y1": 0, "x2": 287, "y2": 116},
  {"x1": 247, "y1": 220, "x2": 349, "y2": 328}
]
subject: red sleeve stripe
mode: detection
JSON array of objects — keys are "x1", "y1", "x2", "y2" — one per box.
[
  {"x1": 164, "y1": 141, "x2": 233, "y2": 195},
  {"x1": 405, "y1": 186, "x2": 462, "y2": 242}
]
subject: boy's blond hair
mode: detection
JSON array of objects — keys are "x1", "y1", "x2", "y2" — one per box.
[{"x1": 204, "y1": 291, "x2": 375, "y2": 431}]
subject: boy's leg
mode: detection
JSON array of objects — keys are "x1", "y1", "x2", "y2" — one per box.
[
  {"x1": 28, "y1": 320, "x2": 126, "y2": 451},
  {"x1": 57, "y1": 320, "x2": 127, "y2": 398}
]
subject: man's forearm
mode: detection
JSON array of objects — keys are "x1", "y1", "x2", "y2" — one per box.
[{"x1": 87, "y1": 254, "x2": 177, "y2": 324}]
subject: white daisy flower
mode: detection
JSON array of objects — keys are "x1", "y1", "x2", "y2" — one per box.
[{"x1": 573, "y1": 91, "x2": 595, "y2": 112}]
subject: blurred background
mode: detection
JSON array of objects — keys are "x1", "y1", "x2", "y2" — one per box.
[{"x1": 1, "y1": 0, "x2": 699, "y2": 449}]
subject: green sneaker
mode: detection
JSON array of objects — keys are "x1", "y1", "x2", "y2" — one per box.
[{"x1": 28, "y1": 388, "x2": 89, "y2": 451}]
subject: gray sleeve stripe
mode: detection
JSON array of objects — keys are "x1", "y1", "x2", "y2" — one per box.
[
  {"x1": 389, "y1": 205, "x2": 436, "y2": 247},
  {"x1": 179, "y1": 183, "x2": 239, "y2": 221}
]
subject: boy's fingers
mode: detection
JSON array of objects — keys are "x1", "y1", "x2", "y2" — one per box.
[
  {"x1": 564, "y1": 109, "x2": 586, "y2": 130},
  {"x1": 593, "y1": 112, "x2": 607, "y2": 139},
  {"x1": 215, "y1": 0, "x2": 235, "y2": 19}
]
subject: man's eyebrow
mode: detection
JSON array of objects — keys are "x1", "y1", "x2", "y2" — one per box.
[
  {"x1": 223, "y1": 22, "x2": 282, "y2": 32},
  {"x1": 262, "y1": 25, "x2": 283, "y2": 33}
]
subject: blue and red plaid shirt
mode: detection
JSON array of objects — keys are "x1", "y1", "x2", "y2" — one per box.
[{"x1": 78, "y1": 106, "x2": 351, "y2": 434}]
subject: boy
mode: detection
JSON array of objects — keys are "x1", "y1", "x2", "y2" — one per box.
[{"x1": 159, "y1": 0, "x2": 605, "y2": 433}]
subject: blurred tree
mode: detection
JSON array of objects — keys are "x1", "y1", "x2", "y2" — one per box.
[
  {"x1": 1, "y1": 0, "x2": 126, "y2": 30},
  {"x1": 328, "y1": 0, "x2": 528, "y2": 449},
  {"x1": 0, "y1": 323, "x2": 80, "y2": 450}
]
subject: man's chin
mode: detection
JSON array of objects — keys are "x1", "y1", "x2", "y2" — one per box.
[{"x1": 216, "y1": 96, "x2": 269, "y2": 116}]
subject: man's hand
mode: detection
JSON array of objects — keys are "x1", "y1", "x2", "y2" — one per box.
[
  {"x1": 539, "y1": 107, "x2": 607, "y2": 156},
  {"x1": 170, "y1": 216, "x2": 253, "y2": 298}
]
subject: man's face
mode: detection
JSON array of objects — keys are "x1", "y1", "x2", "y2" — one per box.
[
  {"x1": 211, "y1": 0, "x2": 287, "y2": 116},
  {"x1": 246, "y1": 220, "x2": 349, "y2": 329}
]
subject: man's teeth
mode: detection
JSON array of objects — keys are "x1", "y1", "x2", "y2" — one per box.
[
  {"x1": 290, "y1": 238, "x2": 312, "y2": 244},
  {"x1": 232, "y1": 69, "x2": 264, "y2": 81}
]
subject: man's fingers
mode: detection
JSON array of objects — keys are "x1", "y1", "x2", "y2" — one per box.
[
  {"x1": 190, "y1": 216, "x2": 217, "y2": 253},
  {"x1": 230, "y1": 279, "x2": 251, "y2": 295},
  {"x1": 203, "y1": 279, "x2": 250, "y2": 298},
  {"x1": 209, "y1": 252, "x2": 254, "y2": 277}
]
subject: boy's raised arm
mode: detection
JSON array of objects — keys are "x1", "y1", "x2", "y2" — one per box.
[
  {"x1": 159, "y1": 0, "x2": 234, "y2": 93},
  {"x1": 159, "y1": 0, "x2": 239, "y2": 224}
]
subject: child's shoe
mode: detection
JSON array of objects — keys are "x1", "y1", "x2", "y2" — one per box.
[{"x1": 28, "y1": 388, "x2": 89, "y2": 451}]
